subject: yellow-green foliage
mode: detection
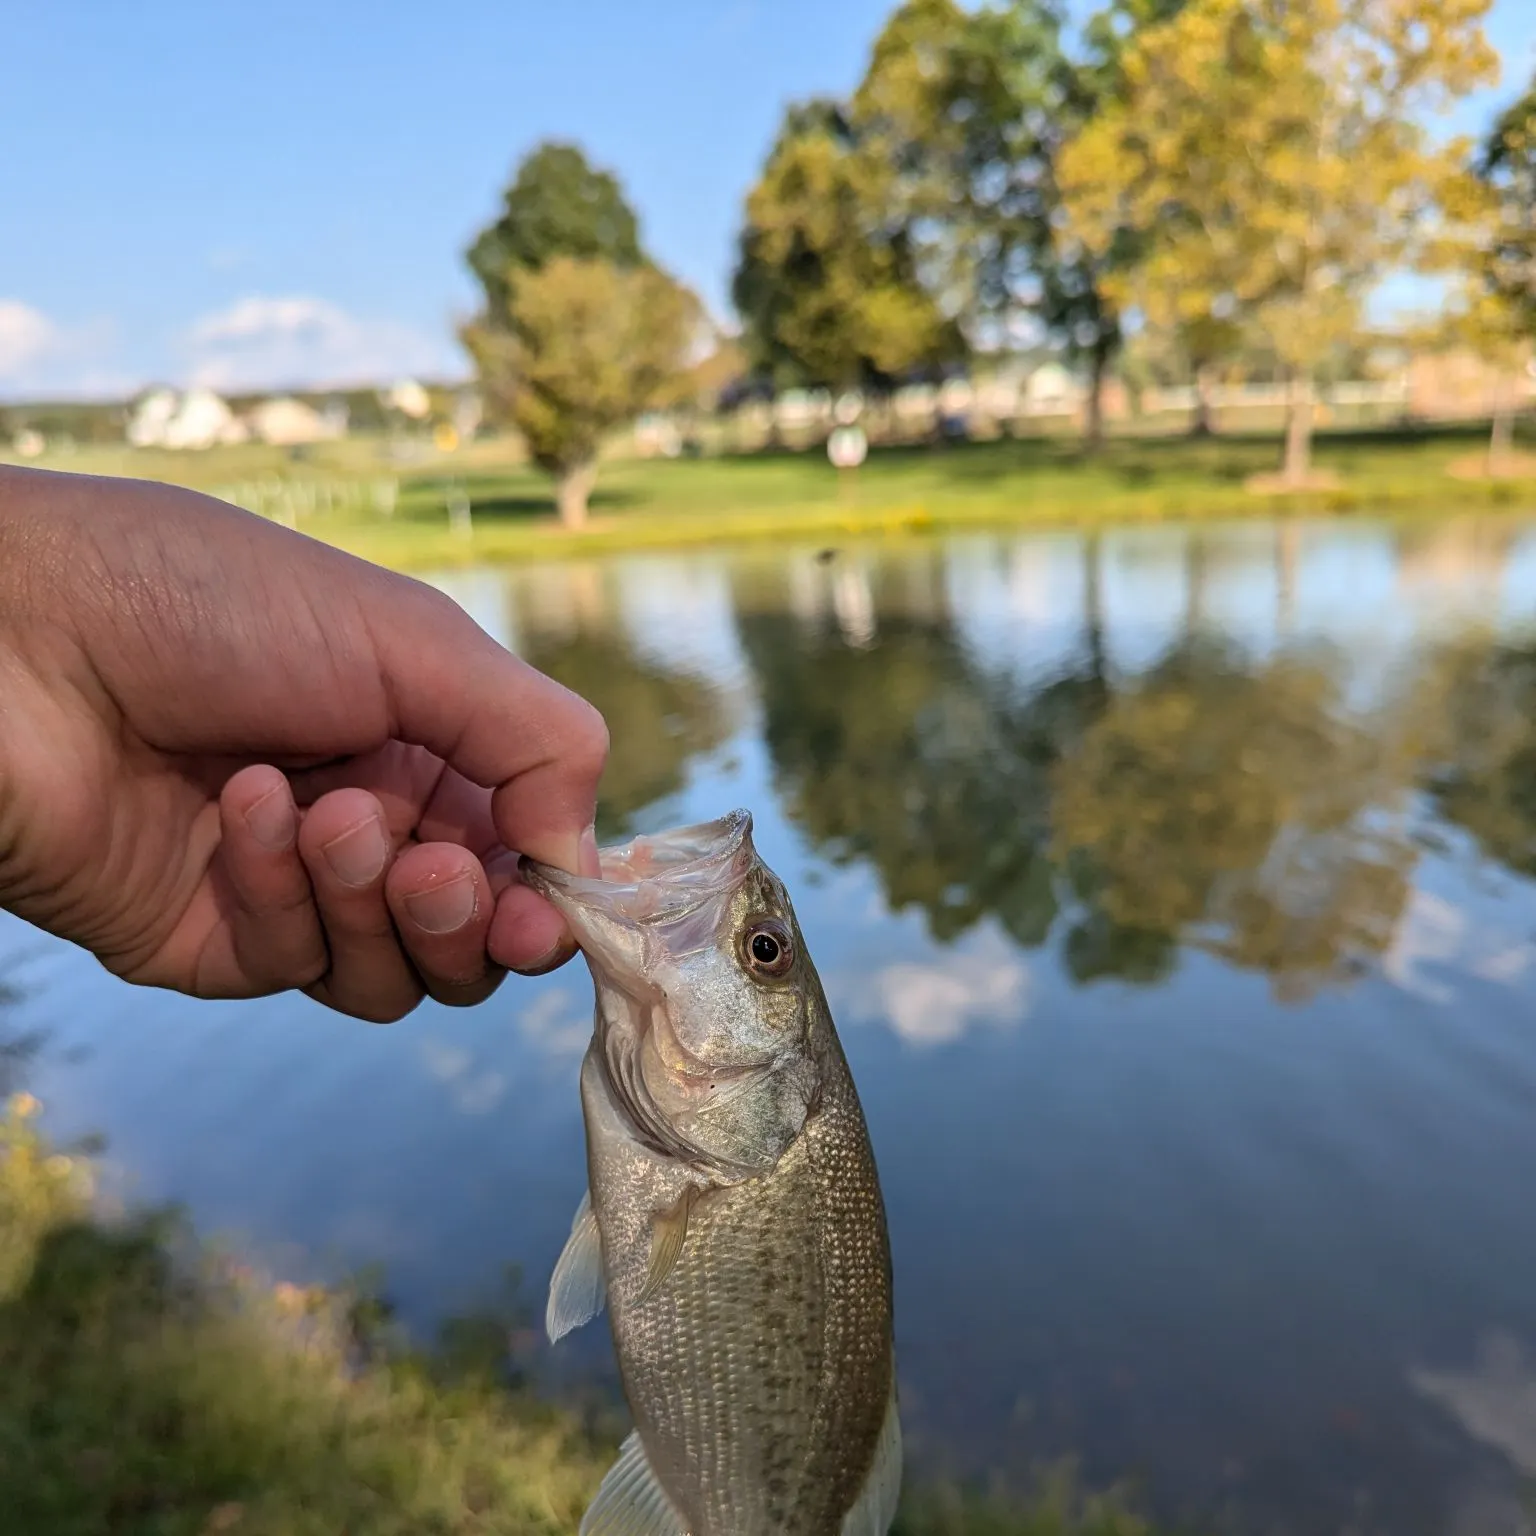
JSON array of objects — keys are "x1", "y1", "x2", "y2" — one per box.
[{"x1": 1059, "y1": 0, "x2": 1500, "y2": 474}]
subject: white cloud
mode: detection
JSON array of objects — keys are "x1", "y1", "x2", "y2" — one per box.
[
  {"x1": 0, "y1": 299, "x2": 134, "y2": 401},
  {"x1": 0, "y1": 301, "x2": 56, "y2": 382},
  {"x1": 183, "y1": 294, "x2": 457, "y2": 393}
]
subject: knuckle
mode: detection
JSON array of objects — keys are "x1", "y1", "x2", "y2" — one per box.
[
  {"x1": 347, "y1": 992, "x2": 420, "y2": 1025},
  {"x1": 562, "y1": 696, "x2": 610, "y2": 779}
]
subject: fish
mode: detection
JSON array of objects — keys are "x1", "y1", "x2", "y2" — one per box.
[{"x1": 521, "y1": 809, "x2": 900, "y2": 1536}]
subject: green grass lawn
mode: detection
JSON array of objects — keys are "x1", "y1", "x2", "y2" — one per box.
[
  {"x1": 0, "y1": 1093, "x2": 1160, "y2": 1535},
  {"x1": 10, "y1": 420, "x2": 1534, "y2": 575}
]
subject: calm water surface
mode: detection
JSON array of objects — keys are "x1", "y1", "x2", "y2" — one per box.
[{"x1": 6, "y1": 515, "x2": 1536, "y2": 1533}]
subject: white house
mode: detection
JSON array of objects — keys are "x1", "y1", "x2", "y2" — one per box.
[
  {"x1": 249, "y1": 396, "x2": 343, "y2": 447},
  {"x1": 128, "y1": 387, "x2": 247, "y2": 449}
]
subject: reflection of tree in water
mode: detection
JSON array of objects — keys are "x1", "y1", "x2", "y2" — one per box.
[
  {"x1": 520, "y1": 630, "x2": 730, "y2": 837},
  {"x1": 733, "y1": 549, "x2": 1110, "y2": 950},
  {"x1": 1422, "y1": 635, "x2": 1536, "y2": 879},
  {"x1": 1051, "y1": 639, "x2": 1420, "y2": 999},
  {"x1": 735, "y1": 541, "x2": 1439, "y2": 997},
  {"x1": 0, "y1": 972, "x2": 41, "y2": 1099}
]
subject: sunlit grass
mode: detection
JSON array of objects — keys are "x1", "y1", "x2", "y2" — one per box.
[{"x1": 10, "y1": 422, "x2": 1534, "y2": 574}]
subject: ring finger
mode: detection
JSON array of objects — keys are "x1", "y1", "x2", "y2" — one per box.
[{"x1": 386, "y1": 842, "x2": 501, "y2": 1008}]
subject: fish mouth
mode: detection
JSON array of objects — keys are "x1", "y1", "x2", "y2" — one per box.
[{"x1": 520, "y1": 809, "x2": 755, "y2": 927}]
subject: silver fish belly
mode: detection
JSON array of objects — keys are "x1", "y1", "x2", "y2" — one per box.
[{"x1": 524, "y1": 810, "x2": 899, "y2": 1536}]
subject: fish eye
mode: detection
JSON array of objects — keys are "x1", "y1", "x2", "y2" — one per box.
[{"x1": 742, "y1": 920, "x2": 794, "y2": 979}]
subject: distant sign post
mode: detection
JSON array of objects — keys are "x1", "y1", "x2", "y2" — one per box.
[{"x1": 828, "y1": 425, "x2": 868, "y2": 471}]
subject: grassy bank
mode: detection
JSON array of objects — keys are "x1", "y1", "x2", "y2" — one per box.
[
  {"x1": 11, "y1": 423, "x2": 1536, "y2": 574},
  {"x1": 0, "y1": 1093, "x2": 1156, "y2": 1536}
]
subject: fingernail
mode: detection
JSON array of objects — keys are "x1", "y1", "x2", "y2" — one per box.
[
  {"x1": 244, "y1": 787, "x2": 295, "y2": 852},
  {"x1": 513, "y1": 939, "x2": 573, "y2": 977},
  {"x1": 577, "y1": 824, "x2": 600, "y2": 878},
  {"x1": 403, "y1": 873, "x2": 477, "y2": 935},
  {"x1": 322, "y1": 817, "x2": 388, "y2": 888}
]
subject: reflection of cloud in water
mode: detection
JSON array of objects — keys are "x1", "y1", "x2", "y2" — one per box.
[
  {"x1": 420, "y1": 1039, "x2": 506, "y2": 1116},
  {"x1": 1384, "y1": 891, "x2": 1536, "y2": 1003},
  {"x1": 516, "y1": 988, "x2": 591, "y2": 1057},
  {"x1": 1411, "y1": 1330, "x2": 1536, "y2": 1477},
  {"x1": 843, "y1": 930, "x2": 1030, "y2": 1046}
]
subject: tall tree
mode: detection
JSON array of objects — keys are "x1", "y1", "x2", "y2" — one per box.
[
  {"x1": 463, "y1": 143, "x2": 701, "y2": 528},
  {"x1": 466, "y1": 141, "x2": 642, "y2": 317},
  {"x1": 462, "y1": 256, "x2": 700, "y2": 529},
  {"x1": 846, "y1": 0, "x2": 1182, "y2": 452},
  {"x1": 1059, "y1": 0, "x2": 1498, "y2": 483},
  {"x1": 732, "y1": 100, "x2": 963, "y2": 392},
  {"x1": 1446, "y1": 76, "x2": 1536, "y2": 467}
]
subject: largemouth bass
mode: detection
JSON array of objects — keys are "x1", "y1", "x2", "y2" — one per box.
[{"x1": 522, "y1": 810, "x2": 899, "y2": 1536}]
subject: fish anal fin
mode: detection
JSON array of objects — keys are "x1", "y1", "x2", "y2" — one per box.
[
  {"x1": 546, "y1": 1191, "x2": 606, "y2": 1343},
  {"x1": 637, "y1": 1184, "x2": 699, "y2": 1306},
  {"x1": 580, "y1": 1429, "x2": 686, "y2": 1536},
  {"x1": 840, "y1": 1362, "x2": 902, "y2": 1536}
]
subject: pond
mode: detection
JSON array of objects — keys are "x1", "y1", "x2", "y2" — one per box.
[{"x1": 5, "y1": 514, "x2": 1536, "y2": 1533}]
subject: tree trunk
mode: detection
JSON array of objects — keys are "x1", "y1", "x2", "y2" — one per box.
[
  {"x1": 1083, "y1": 341, "x2": 1110, "y2": 455},
  {"x1": 1489, "y1": 389, "x2": 1515, "y2": 473},
  {"x1": 1191, "y1": 364, "x2": 1216, "y2": 437},
  {"x1": 1282, "y1": 371, "x2": 1314, "y2": 483},
  {"x1": 1184, "y1": 533, "x2": 1208, "y2": 631},
  {"x1": 556, "y1": 460, "x2": 596, "y2": 530},
  {"x1": 1275, "y1": 521, "x2": 1298, "y2": 633},
  {"x1": 1083, "y1": 529, "x2": 1107, "y2": 690}
]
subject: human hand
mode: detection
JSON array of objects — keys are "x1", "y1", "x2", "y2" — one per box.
[{"x1": 0, "y1": 466, "x2": 608, "y2": 1021}]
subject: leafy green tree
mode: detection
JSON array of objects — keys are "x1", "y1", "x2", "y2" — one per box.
[
  {"x1": 461, "y1": 256, "x2": 700, "y2": 528},
  {"x1": 1446, "y1": 76, "x2": 1536, "y2": 466},
  {"x1": 732, "y1": 100, "x2": 963, "y2": 392},
  {"x1": 1060, "y1": 0, "x2": 1497, "y2": 484},
  {"x1": 466, "y1": 141, "x2": 642, "y2": 318},
  {"x1": 462, "y1": 142, "x2": 701, "y2": 527},
  {"x1": 846, "y1": 0, "x2": 1183, "y2": 451}
]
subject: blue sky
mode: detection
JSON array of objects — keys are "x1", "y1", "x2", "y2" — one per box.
[{"x1": 2, "y1": 0, "x2": 1531, "y2": 401}]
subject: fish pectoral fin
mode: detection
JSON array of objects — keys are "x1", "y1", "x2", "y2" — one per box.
[
  {"x1": 580, "y1": 1430, "x2": 685, "y2": 1536},
  {"x1": 546, "y1": 1190, "x2": 606, "y2": 1344},
  {"x1": 840, "y1": 1360, "x2": 903, "y2": 1536},
  {"x1": 636, "y1": 1184, "x2": 699, "y2": 1306}
]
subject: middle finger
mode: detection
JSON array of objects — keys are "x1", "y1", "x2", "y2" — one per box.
[{"x1": 298, "y1": 788, "x2": 423, "y2": 1023}]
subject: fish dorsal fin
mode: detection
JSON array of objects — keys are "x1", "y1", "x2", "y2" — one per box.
[
  {"x1": 841, "y1": 1363, "x2": 902, "y2": 1536},
  {"x1": 636, "y1": 1184, "x2": 698, "y2": 1306},
  {"x1": 546, "y1": 1191, "x2": 606, "y2": 1343},
  {"x1": 580, "y1": 1429, "x2": 686, "y2": 1536}
]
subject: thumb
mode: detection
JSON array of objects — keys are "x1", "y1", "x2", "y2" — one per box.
[{"x1": 365, "y1": 569, "x2": 608, "y2": 874}]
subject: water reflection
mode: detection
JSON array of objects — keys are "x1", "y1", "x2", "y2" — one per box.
[
  {"x1": 9, "y1": 514, "x2": 1536, "y2": 1535},
  {"x1": 1052, "y1": 636, "x2": 1421, "y2": 999},
  {"x1": 735, "y1": 552, "x2": 1101, "y2": 951},
  {"x1": 522, "y1": 625, "x2": 731, "y2": 836}
]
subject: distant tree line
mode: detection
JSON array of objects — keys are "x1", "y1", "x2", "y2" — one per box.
[{"x1": 458, "y1": 0, "x2": 1532, "y2": 517}]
